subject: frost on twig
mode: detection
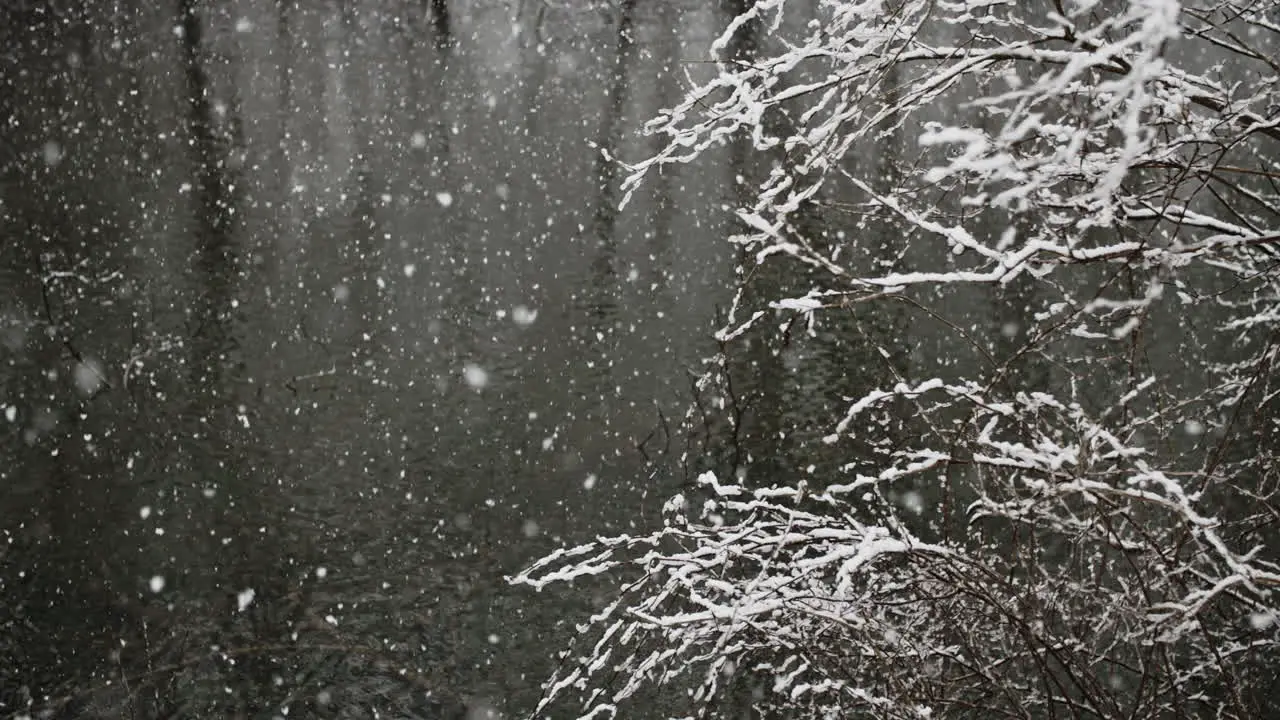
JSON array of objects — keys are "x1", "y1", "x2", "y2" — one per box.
[{"x1": 517, "y1": 1, "x2": 1280, "y2": 717}]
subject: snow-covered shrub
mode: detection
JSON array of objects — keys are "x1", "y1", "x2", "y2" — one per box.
[{"x1": 514, "y1": 1, "x2": 1280, "y2": 717}]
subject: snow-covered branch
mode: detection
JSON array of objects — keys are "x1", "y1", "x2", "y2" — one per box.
[{"x1": 519, "y1": 1, "x2": 1279, "y2": 717}]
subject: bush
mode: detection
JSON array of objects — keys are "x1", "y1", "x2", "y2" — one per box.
[{"x1": 513, "y1": 2, "x2": 1280, "y2": 718}]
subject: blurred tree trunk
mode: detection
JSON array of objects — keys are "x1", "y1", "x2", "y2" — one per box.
[
  {"x1": 274, "y1": 0, "x2": 296, "y2": 267},
  {"x1": 429, "y1": 0, "x2": 452, "y2": 52},
  {"x1": 588, "y1": 0, "x2": 638, "y2": 309},
  {"x1": 579, "y1": 0, "x2": 638, "y2": 427},
  {"x1": 178, "y1": 1, "x2": 291, "y2": 714}
]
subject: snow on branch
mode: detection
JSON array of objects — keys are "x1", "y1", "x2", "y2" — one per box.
[{"x1": 519, "y1": 1, "x2": 1280, "y2": 717}]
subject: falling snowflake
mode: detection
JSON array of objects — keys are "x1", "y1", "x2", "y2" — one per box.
[
  {"x1": 463, "y1": 363, "x2": 489, "y2": 389},
  {"x1": 512, "y1": 305, "x2": 538, "y2": 327},
  {"x1": 1249, "y1": 611, "x2": 1277, "y2": 630},
  {"x1": 72, "y1": 358, "x2": 106, "y2": 397},
  {"x1": 42, "y1": 141, "x2": 63, "y2": 167}
]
